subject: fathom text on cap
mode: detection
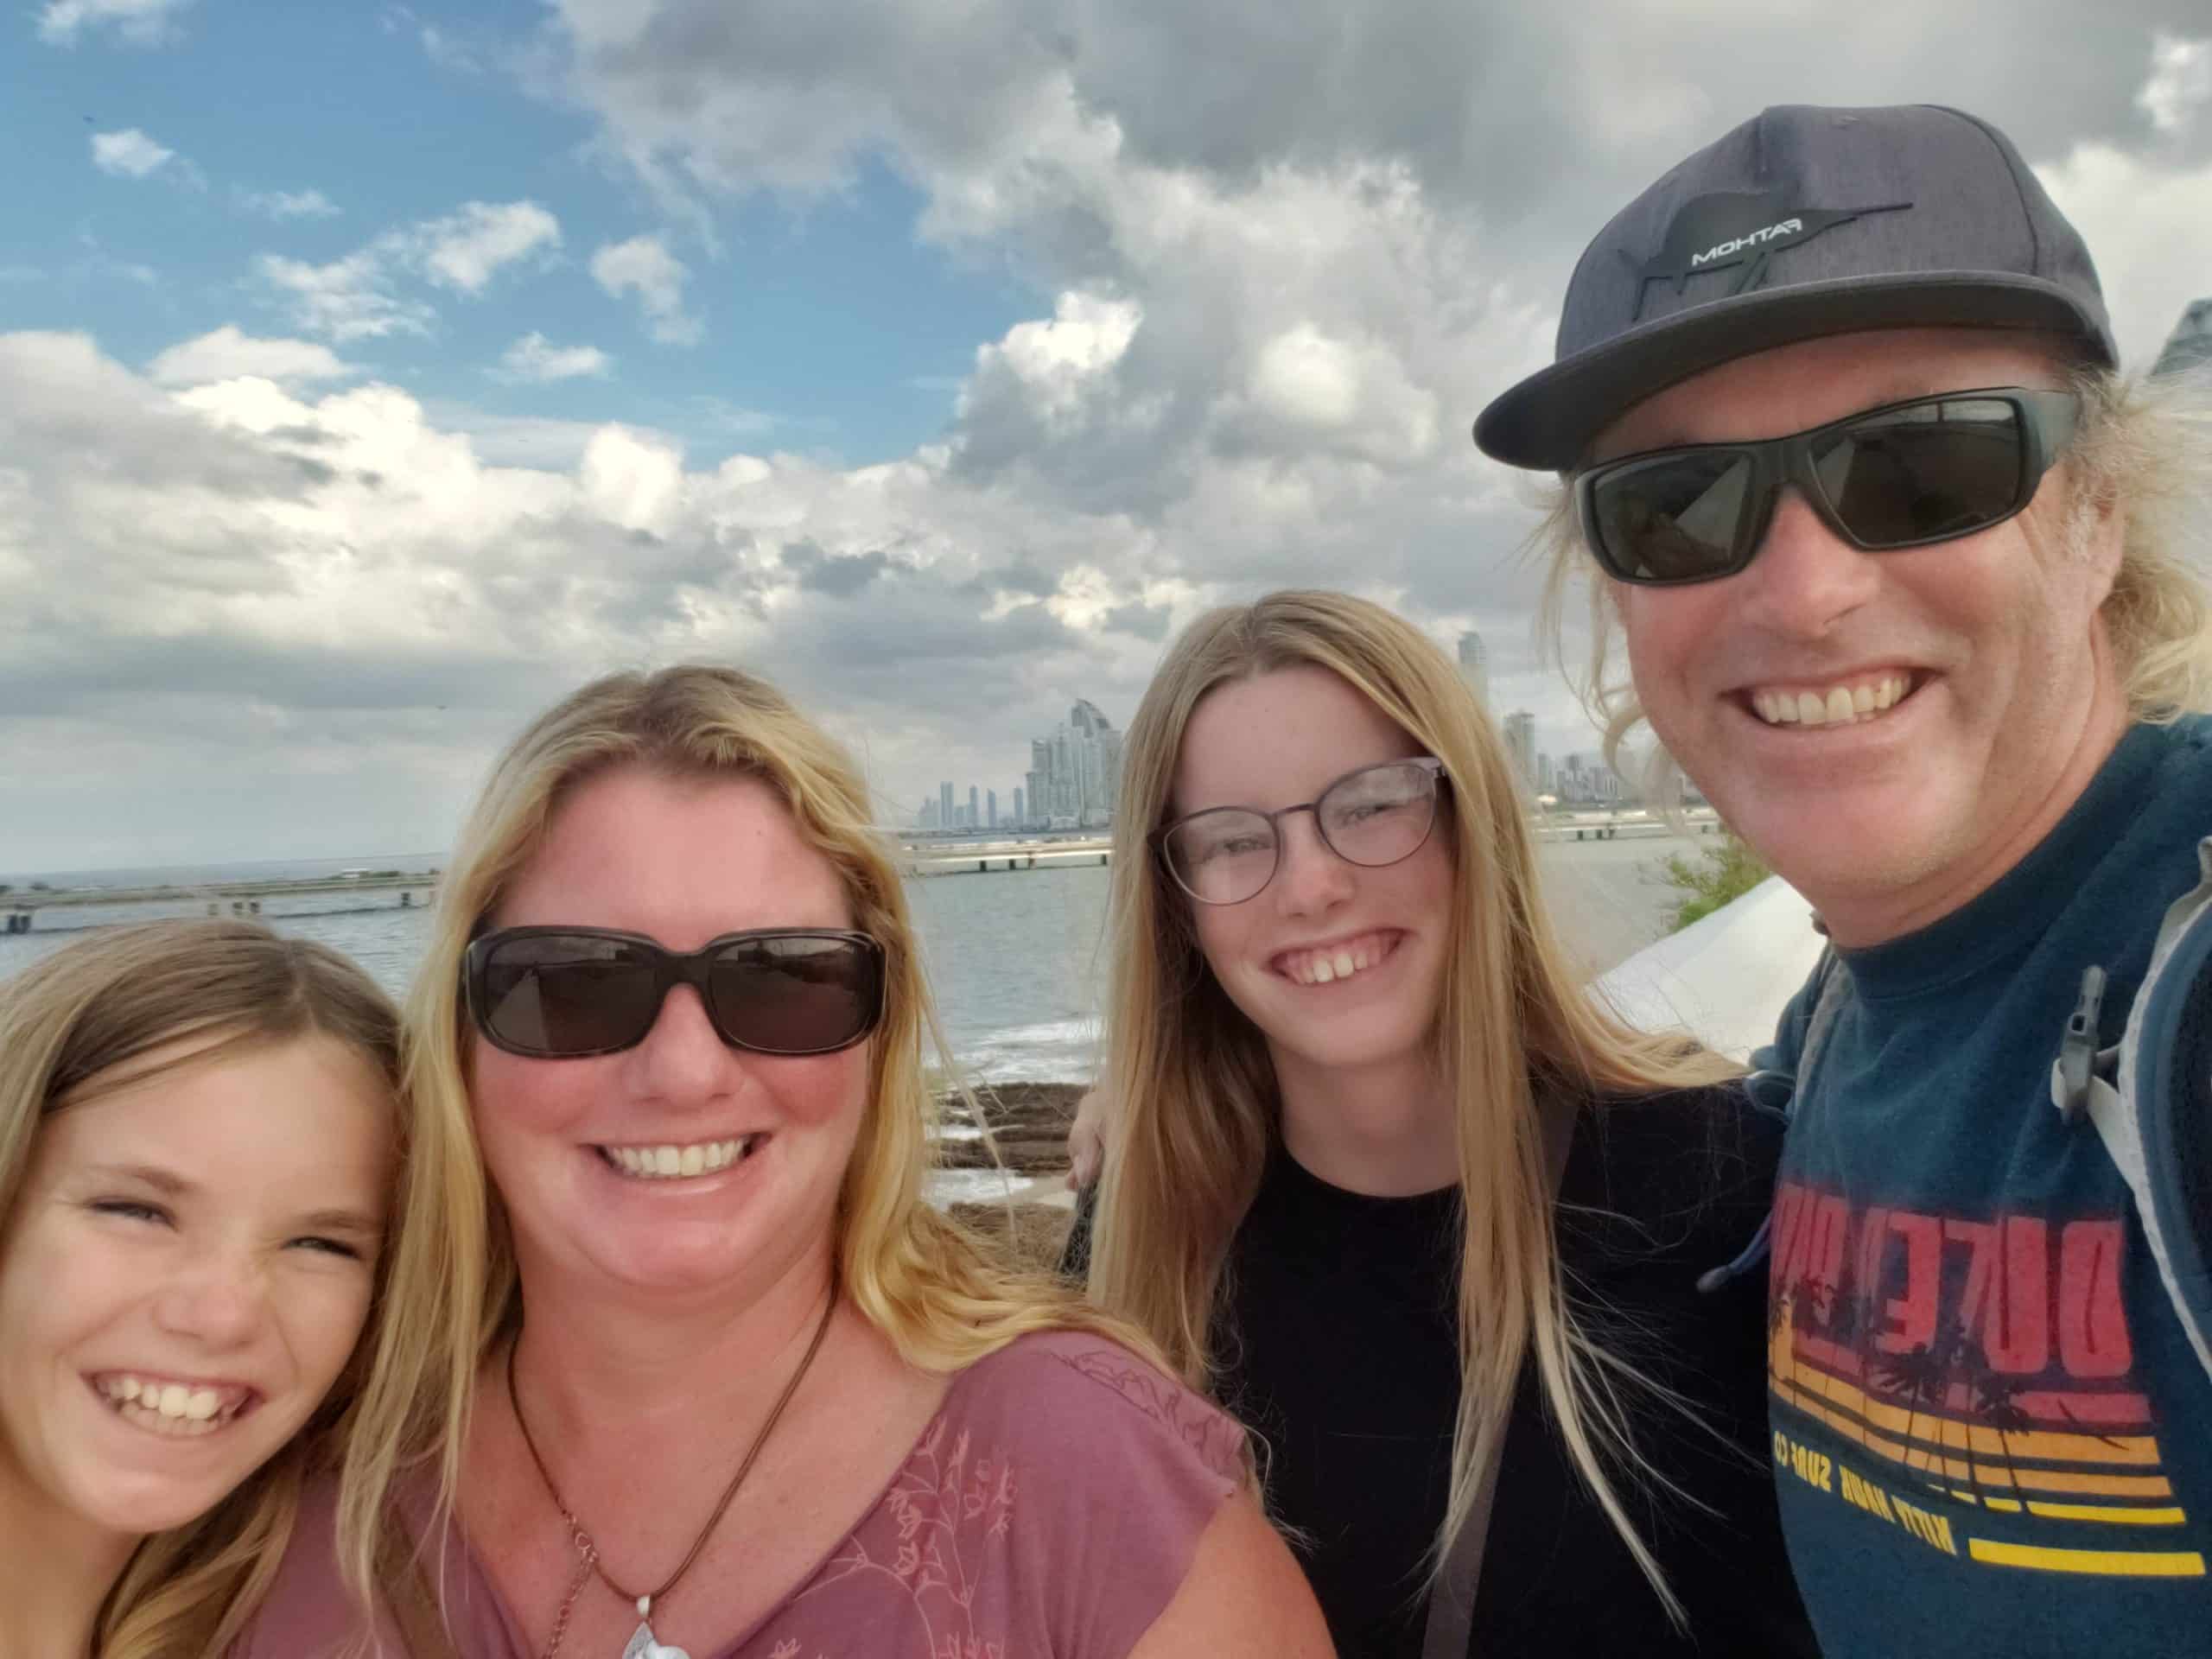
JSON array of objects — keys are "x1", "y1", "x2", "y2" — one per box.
[{"x1": 1473, "y1": 104, "x2": 2118, "y2": 473}]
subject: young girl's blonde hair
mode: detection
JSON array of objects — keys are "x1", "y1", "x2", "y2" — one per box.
[
  {"x1": 1085, "y1": 590, "x2": 1737, "y2": 1616},
  {"x1": 0, "y1": 919, "x2": 459, "y2": 1658}
]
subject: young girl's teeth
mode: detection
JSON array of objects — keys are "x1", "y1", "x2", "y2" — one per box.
[
  {"x1": 99, "y1": 1376, "x2": 242, "y2": 1433},
  {"x1": 1288, "y1": 940, "x2": 1389, "y2": 986}
]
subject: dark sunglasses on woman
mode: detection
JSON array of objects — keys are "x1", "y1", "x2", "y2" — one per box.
[
  {"x1": 463, "y1": 926, "x2": 887, "y2": 1058},
  {"x1": 1574, "y1": 385, "x2": 2081, "y2": 587}
]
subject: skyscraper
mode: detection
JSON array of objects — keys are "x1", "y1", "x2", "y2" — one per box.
[
  {"x1": 2155, "y1": 298, "x2": 2212, "y2": 378},
  {"x1": 1024, "y1": 701, "x2": 1124, "y2": 827},
  {"x1": 987, "y1": 789, "x2": 998, "y2": 829},
  {"x1": 1503, "y1": 710, "x2": 1536, "y2": 791},
  {"x1": 1457, "y1": 632, "x2": 1490, "y2": 711},
  {"x1": 969, "y1": 785, "x2": 980, "y2": 829},
  {"x1": 939, "y1": 781, "x2": 955, "y2": 830},
  {"x1": 1013, "y1": 787, "x2": 1025, "y2": 824},
  {"x1": 1025, "y1": 741, "x2": 1051, "y2": 830}
]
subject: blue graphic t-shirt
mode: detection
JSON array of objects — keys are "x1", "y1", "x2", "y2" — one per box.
[{"x1": 1758, "y1": 716, "x2": 2212, "y2": 1656}]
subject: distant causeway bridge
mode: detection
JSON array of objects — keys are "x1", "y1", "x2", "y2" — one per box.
[{"x1": 3, "y1": 811, "x2": 1714, "y2": 936}]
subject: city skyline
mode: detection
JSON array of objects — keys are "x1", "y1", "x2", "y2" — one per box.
[{"x1": 916, "y1": 696, "x2": 1125, "y2": 830}]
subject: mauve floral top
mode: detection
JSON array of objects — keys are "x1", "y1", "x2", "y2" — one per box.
[{"x1": 233, "y1": 1331, "x2": 1246, "y2": 1659}]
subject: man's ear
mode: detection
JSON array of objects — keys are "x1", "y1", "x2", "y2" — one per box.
[{"x1": 2082, "y1": 487, "x2": 2127, "y2": 604}]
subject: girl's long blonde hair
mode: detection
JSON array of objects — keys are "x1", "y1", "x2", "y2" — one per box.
[
  {"x1": 403, "y1": 663, "x2": 1164, "y2": 1423},
  {"x1": 1084, "y1": 590, "x2": 1737, "y2": 1615},
  {"x1": 0, "y1": 918, "x2": 448, "y2": 1659}
]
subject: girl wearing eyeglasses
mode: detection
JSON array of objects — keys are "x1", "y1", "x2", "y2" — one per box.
[
  {"x1": 1075, "y1": 591, "x2": 1818, "y2": 1657},
  {"x1": 238, "y1": 665, "x2": 1331, "y2": 1659}
]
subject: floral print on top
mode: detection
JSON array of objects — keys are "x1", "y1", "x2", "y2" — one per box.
[{"x1": 234, "y1": 1330, "x2": 1246, "y2": 1659}]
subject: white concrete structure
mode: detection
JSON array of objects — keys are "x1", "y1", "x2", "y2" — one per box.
[{"x1": 1591, "y1": 874, "x2": 1827, "y2": 1059}]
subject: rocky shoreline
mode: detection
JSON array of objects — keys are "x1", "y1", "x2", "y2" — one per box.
[{"x1": 935, "y1": 1080, "x2": 1084, "y2": 1266}]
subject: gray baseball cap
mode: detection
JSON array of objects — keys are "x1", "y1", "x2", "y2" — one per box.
[{"x1": 1473, "y1": 104, "x2": 2118, "y2": 471}]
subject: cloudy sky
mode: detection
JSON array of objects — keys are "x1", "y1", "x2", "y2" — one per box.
[{"x1": 3, "y1": 1, "x2": 2209, "y2": 874}]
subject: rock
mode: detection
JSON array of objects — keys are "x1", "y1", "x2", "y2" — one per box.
[
  {"x1": 933, "y1": 1080, "x2": 1084, "y2": 1177},
  {"x1": 933, "y1": 1082, "x2": 1084, "y2": 1269}
]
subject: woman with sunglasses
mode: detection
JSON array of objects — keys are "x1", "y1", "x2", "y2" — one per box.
[
  {"x1": 1075, "y1": 592, "x2": 1817, "y2": 1657},
  {"x1": 238, "y1": 665, "x2": 1332, "y2": 1659}
]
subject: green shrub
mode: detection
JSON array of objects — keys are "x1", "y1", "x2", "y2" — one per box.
[{"x1": 1660, "y1": 833, "x2": 1770, "y2": 932}]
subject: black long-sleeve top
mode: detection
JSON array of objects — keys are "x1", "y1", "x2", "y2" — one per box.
[{"x1": 1073, "y1": 1084, "x2": 1817, "y2": 1657}]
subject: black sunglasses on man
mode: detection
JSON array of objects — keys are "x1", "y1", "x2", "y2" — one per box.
[{"x1": 1575, "y1": 385, "x2": 2081, "y2": 587}]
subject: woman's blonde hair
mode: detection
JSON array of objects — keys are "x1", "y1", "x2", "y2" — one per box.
[
  {"x1": 401, "y1": 664, "x2": 1165, "y2": 1457},
  {"x1": 1084, "y1": 590, "x2": 1738, "y2": 1617},
  {"x1": 1539, "y1": 361, "x2": 2212, "y2": 786},
  {"x1": 0, "y1": 919, "x2": 437, "y2": 1659}
]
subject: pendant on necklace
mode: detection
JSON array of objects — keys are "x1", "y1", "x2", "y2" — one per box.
[
  {"x1": 619, "y1": 1624, "x2": 690, "y2": 1659},
  {"x1": 620, "y1": 1596, "x2": 692, "y2": 1659}
]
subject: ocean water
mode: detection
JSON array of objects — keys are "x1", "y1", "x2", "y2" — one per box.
[{"x1": 0, "y1": 835, "x2": 1707, "y2": 1080}]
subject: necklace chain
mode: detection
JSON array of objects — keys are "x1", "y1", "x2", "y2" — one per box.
[{"x1": 506, "y1": 1279, "x2": 838, "y2": 1657}]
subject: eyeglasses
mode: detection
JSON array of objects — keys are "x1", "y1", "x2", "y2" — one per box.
[
  {"x1": 1157, "y1": 757, "x2": 1447, "y2": 907},
  {"x1": 1574, "y1": 386, "x2": 2082, "y2": 587},
  {"x1": 462, "y1": 926, "x2": 887, "y2": 1059}
]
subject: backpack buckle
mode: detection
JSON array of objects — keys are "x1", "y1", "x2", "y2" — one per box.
[{"x1": 2051, "y1": 964, "x2": 2111, "y2": 1122}]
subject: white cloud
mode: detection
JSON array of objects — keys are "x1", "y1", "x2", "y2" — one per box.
[
  {"x1": 1240, "y1": 321, "x2": 1440, "y2": 465},
  {"x1": 148, "y1": 327, "x2": 359, "y2": 389},
  {"x1": 1249, "y1": 324, "x2": 1361, "y2": 431},
  {"x1": 38, "y1": 0, "x2": 189, "y2": 46},
  {"x1": 21, "y1": 5, "x2": 2212, "y2": 863},
  {"x1": 238, "y1": 188, "x2": 341, "y2": 220},
  {"x1": 498, "y1": 332, "x2": 613, "y2": 382},
  {"x1": 255, "y1": 251, "x2": 435, "y2": 343},
  {"x1": 252, "y1": 199, "x2": 563, "y2": 340},
  {"x1": 579, "y1": 425, "x2": 685, "y2": 531},
  {"x1": 418, "y1": 22, "x2": 486, "y2": 73},
  {"x1": 0, "y1": 329, "x2": 1184, "y2": 862},
  {"x1": 417, "y1": 200, "x2": 562, "y2": 295},
  {"x1": 591, "y1": 234, "x2": 701, "y2": 344},
  {"x1": 2138, "y1": 34, "x2": 2211, "y2": 135},
  {"x1": 2037, "y1": 143, "x2": 2212, "y2": 361},
  {"x1": 90, "y1": 129, "x2": 176, "y2": 180},
  {"x1": 961, "y1": 292, "x2": 1140, "y2": 433}
]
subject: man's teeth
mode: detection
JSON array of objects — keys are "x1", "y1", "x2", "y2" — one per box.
[
  {"x1": 1750, "y1": 674, "x2": 1909, "y2": 728},
  {"x1": 603, "y1": 1136, "x2": 760, "y2": 1179},
  {"x1": 1282, "y1": 941, "x2": 1387, "y2": 988},
  {"x1": 97, "y1": 1375, "x2": 246, "y2": 1434}
]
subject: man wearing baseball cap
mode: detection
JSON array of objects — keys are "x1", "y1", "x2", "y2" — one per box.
[{"x1": 1478, "y1": 105, "x2": 2212, "y2": 1654}]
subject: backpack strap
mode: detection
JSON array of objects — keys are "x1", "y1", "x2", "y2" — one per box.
[
  {"x1": 1420, "y1": 1098, "x2": 1578, "y2": 1659},
  {"x1": 2053, "y1": 836, "x2": 2212, "y2": 1385},
  {"x1": 1698, "y1": 944, "x2": 1850, "y2": 1295}
]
